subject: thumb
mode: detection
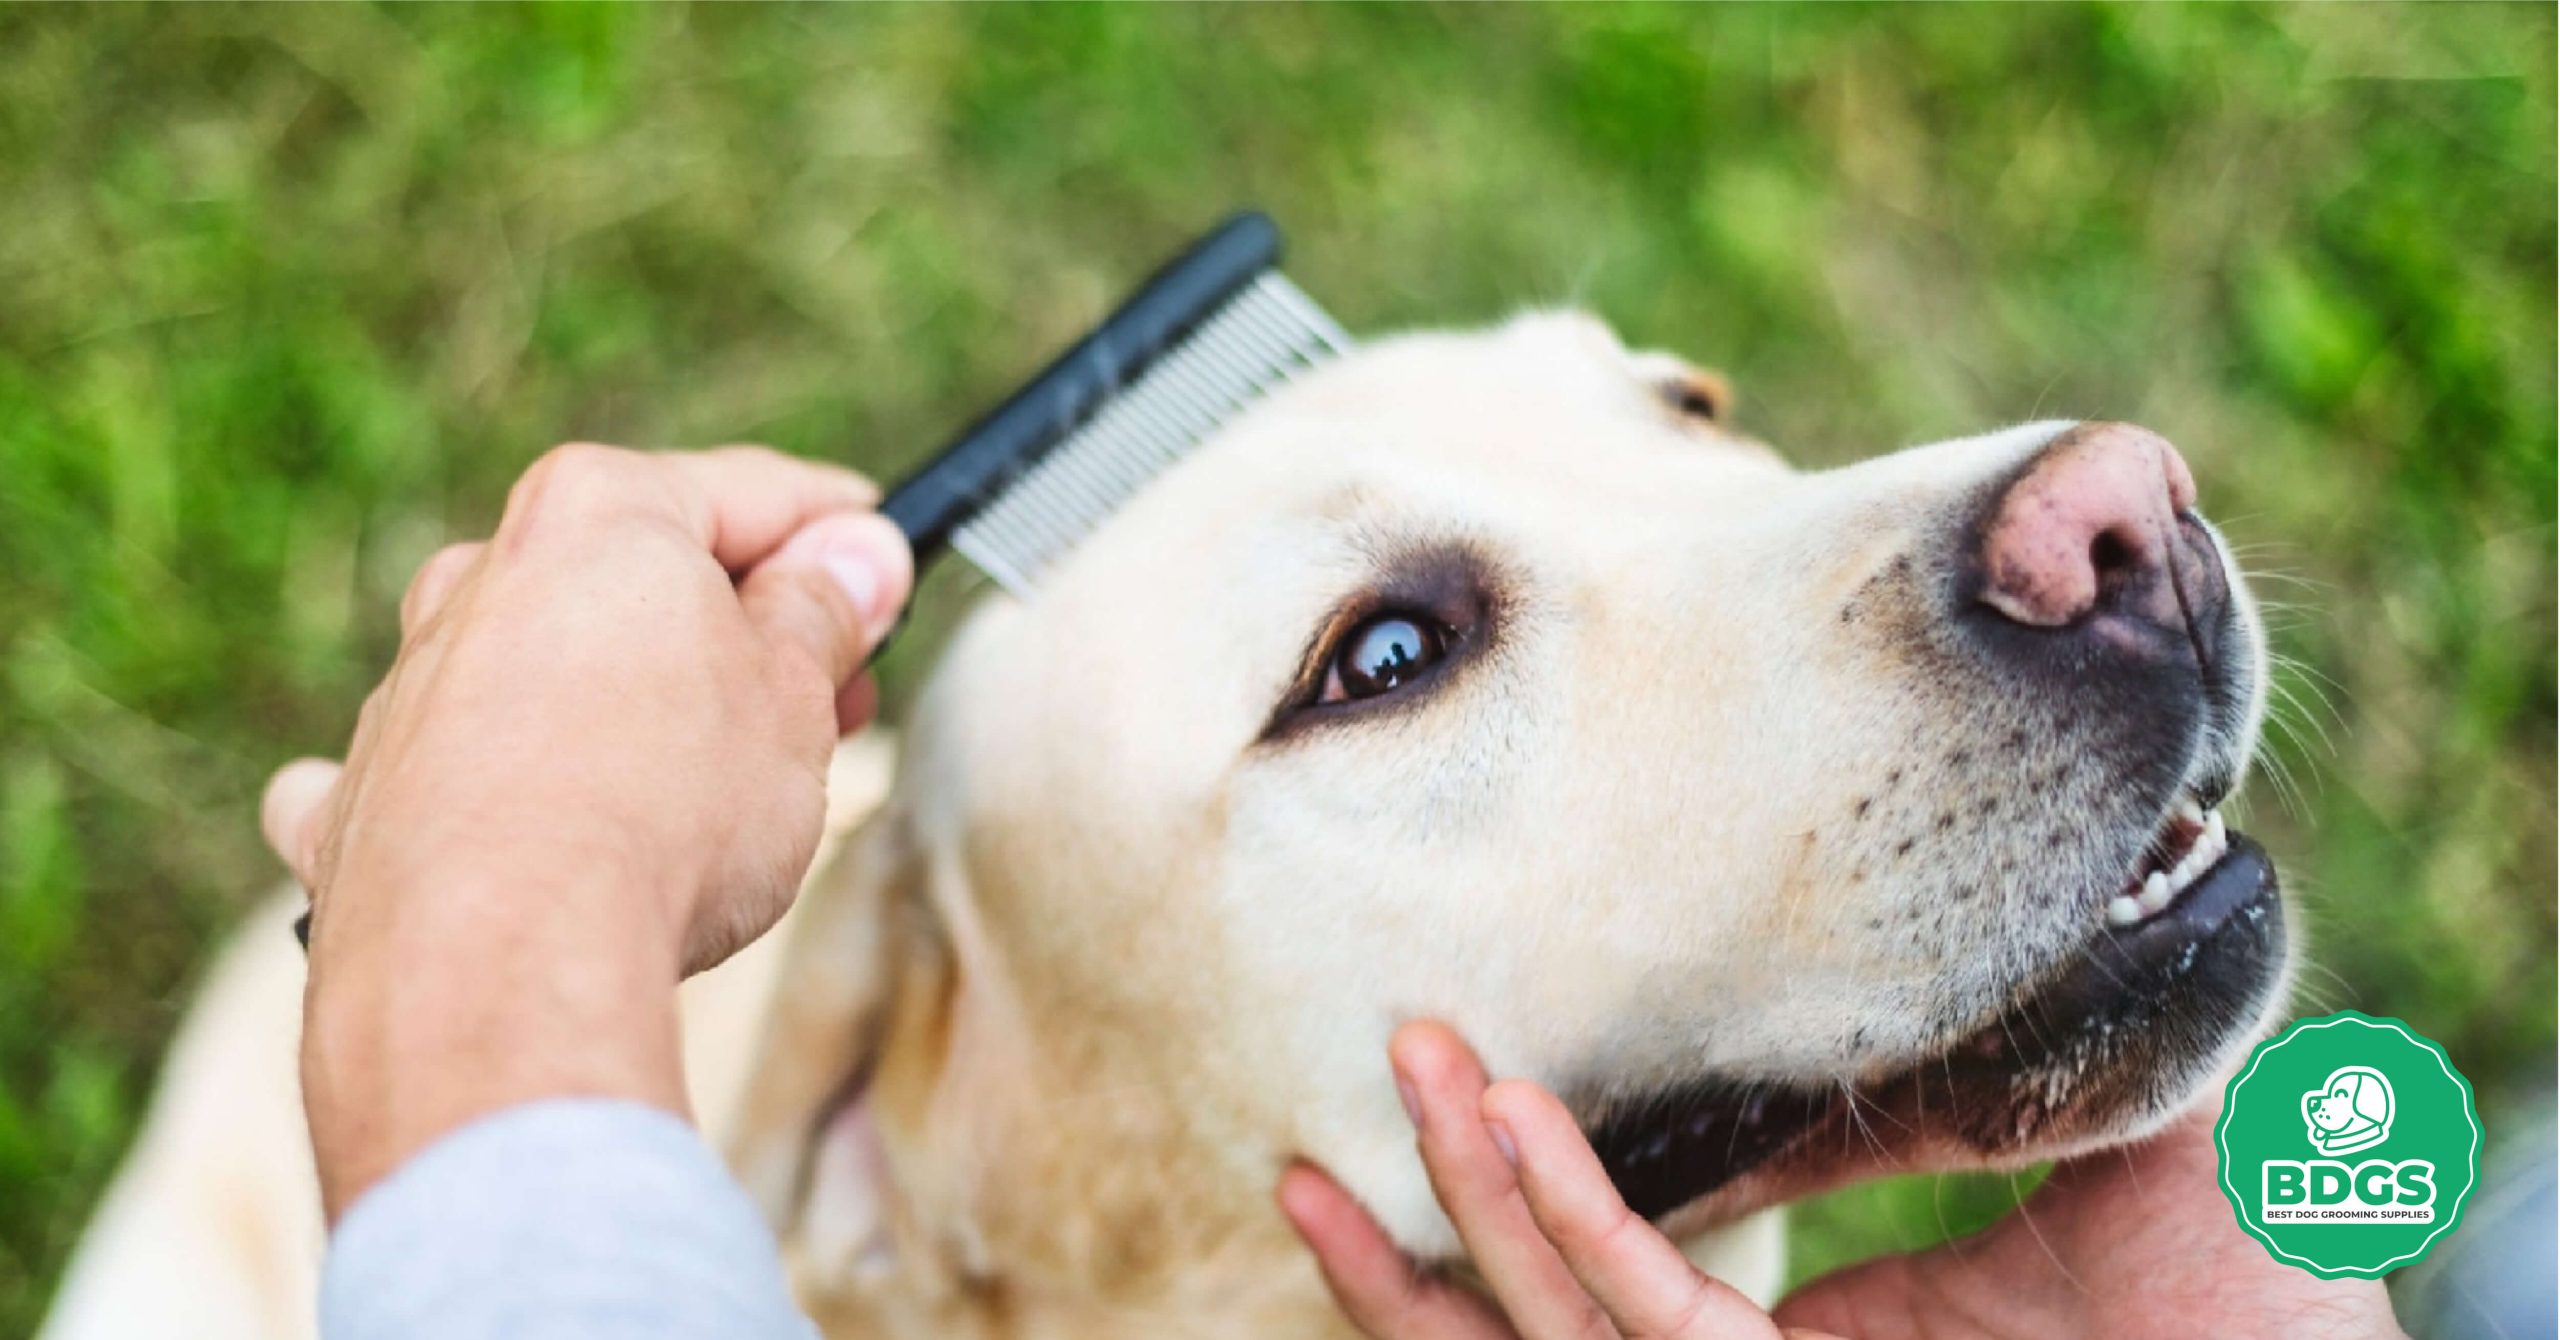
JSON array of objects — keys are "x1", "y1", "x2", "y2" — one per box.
[
  {"x1": 740, "y1": 511, "x2": 914, "y2": 687},
  {"x1": 261, "y1": 756, "x2": 346, "y2": 889}
]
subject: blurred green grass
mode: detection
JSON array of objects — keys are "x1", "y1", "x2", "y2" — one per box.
[{"x1": 0, "y1": 3, "x2": 2549, "y2": 1328}]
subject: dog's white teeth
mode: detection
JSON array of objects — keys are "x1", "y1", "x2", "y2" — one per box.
[
  {"x1": 2107, "y1": 803, "x2": 2231, "y2": 928},
  {"x1": 2177, "y1": 813, "x2": 2230, "y2": 888}
]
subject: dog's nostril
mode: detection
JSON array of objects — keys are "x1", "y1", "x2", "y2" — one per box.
[
  {"x1": 2090, "y1": 529, "x2": 2135, "y2": 579},
  {"x1": 2087, "y1": 525, "x2": 2149, "y2": 601},
  {"x1": 1975, "y1": 422, "x2": 2197, "y2": 633}
]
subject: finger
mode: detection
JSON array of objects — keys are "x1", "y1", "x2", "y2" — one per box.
[
  {"x1": 1766, "y1": 1257, "x2": 1899, "y2": 1340},
  {"x1": 834, "y1": 673, "x2": 880, "y2": 737},
  {"x1": 1393, "y1": 1022, "x2": 1613, "y2": 1340},
  {"x1": 501, "y1": 444, "x2": 882, "y2": 576},
  {"x1": 1277, "y1": 1163, "x2": 1514, "y2": 1340},
  {"x1": 261, "y1": 757, "x2": 344, "y2": 888},
  {"x1": 738, "y1": 512, "x2": 914, "y2": 689},
  {"x1": 399, "y1": 542, "x2": 485, "y2": 638},
  {"x1": 662, "y1": 446, "x2": 885, "y2": 574},
  {"x1": 1483, "y1": 1081, "x2": 1787, "y2": 1340}
]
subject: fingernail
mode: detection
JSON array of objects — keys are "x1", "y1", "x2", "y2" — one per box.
[
  {"x1": 1396, "y1": 1075, "x2": 1422, "y2": 1129},
  {"x1": 1484, "y1": 1118, "x2": 1519, "y2": 1167},
  {"x1": 821, "y1": 543, "x2": 880, "y2": 623}
]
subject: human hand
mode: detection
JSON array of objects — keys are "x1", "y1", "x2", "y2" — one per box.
[
  {"x1": 1281, "y1": 1022, "x2": 2403, "y2": 1340},
  {"x1": 262, "y1": 443, "x2": 912, "y2": 1215}
]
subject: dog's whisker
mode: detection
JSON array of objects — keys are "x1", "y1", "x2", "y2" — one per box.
[
  {"x1": 2265, "y1": 678, "x2": 2338, "y2": 759},
  {"x1": 2250, "y1": 737, "x2": 2313, "y2": 819},
  {"x1": 1929, "y1": 1171, "x2": 1979, "y2": 1263},
  {"x1": 2265, "y1": 651, "x2": 2349, "y2": 727},
  {"x1": 2240, "y1": 569, "x2": 2333, "y2": 594},
  {"x1": 2286, "y1": 954, "x2": 2360, "y2": 1016},
  {"x1": 2005, "y1": 1170, "x2": 2094, "y2": 1298}
]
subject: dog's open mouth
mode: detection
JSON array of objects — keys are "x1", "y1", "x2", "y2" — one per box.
[
  {"x1": 1588, "y1": 788, "x2": 2285, "y2": 1224},
  {"x1": 2101, "y1": 793, "x2": 2230, "y2": 927}
]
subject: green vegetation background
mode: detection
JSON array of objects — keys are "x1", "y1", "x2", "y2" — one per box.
[{"x1": 1, "y1": 4, "x2": 2550, "y2": 1328}]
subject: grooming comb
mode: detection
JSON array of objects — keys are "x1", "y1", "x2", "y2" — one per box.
[
  {"x1": 881, "y1": 210, "x2": 1350, "y2": 597},
  {"x1": 293, "y1": 212, "x2": 1348, "y2": 948}
]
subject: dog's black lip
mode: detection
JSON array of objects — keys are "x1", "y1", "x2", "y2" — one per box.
[
  {"x1": 1588, "y1": 1081, "x2": 1839, "y2": 1221},
  {"x1": 2054, "y1": 830, "x2": 2279, "y2": 1018},
  {"x1": 1586, "y1": 833, "x2": 2283, "y2": 1223}
]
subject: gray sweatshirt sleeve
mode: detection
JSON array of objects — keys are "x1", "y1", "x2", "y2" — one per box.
[{"x1": 319, "y1": 1099, "x2": 817, "y2": 1340}]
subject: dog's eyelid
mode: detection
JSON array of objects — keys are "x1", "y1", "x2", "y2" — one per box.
[
  {"x1": 1256, "y1": 543, "x2": 1505, "y2": 742},
  {"x1": 1278, "y1": 597, "x2": 1462, "y2": 710}
]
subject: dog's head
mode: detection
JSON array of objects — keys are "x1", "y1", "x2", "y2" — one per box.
[{"x1": 771, "y1": 312, "x2": 2292, "y2": 1295}]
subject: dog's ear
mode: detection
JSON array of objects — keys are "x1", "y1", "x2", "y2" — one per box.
[
  {"x1": 711, "y1": 737, "x2": 930, "y2": 1242},
  {"x1": 1621, "y1": 347, "x2": 1737, "y2": 429},
  {"x1": 1658, "y1": 365, "x2": 1735, "y2": 426}
]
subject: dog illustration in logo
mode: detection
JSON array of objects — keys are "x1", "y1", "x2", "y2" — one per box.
[{"x1": 2302, "y1": 1066, "x2": 2395, "y2": 1157}]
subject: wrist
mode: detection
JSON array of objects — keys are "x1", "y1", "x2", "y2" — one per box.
[{"x1": 300, "y1": 853, "x2": 693, "y2": 1219}]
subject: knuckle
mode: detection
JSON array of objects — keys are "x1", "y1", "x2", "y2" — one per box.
[
  {"x1": 419, "y1": 540, "x2": 476, "y2": 574},
  {"x1": 510, "y1": 443, "x2": 641, "y2": 524},
  {"x1": 404, "y1": 542, "x2": 476, "y2": 603},
  {"x1": 1353, "y1": 1263, "x2": 1436, "y2": 1336},
  {"x1": 1584, "y1": 1202, "x2": 1650, "y2": 1255},
  {"x1": 540, "y1": 440, "x2": 624, "y2": 476},
  {"x1": 1634, "y1": 1279, "x2": 1718, "y2": 1340}
]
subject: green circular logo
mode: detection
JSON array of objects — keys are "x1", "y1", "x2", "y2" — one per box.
[{"x1": 2215, "y1": 1011, "x2": 2480, "y2": 1278}]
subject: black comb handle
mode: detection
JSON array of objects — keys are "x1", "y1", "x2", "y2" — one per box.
[{"x1": 878, "y1": 211, "x2": 1282, "y2": 570}]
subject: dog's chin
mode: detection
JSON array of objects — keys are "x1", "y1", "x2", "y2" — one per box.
[{"x1": 1587, "y1": 824, "x2": 2289, "y2": 1234}]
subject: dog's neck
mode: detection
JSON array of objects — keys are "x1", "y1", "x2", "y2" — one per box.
[{"x1": 792, "y1": 898, "x2": 1352, "y2": 1339}]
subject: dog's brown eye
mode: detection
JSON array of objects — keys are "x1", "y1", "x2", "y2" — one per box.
[{"x1": 1326, "y1": 614, "x2": 1447, "y2": 702}]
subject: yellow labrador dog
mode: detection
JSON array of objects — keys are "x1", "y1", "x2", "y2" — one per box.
[{"x1": 45, "y1": 313, "x2": 2291, "y2": 1339}]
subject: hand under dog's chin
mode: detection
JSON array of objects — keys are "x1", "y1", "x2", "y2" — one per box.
[{"x1": 1555, "y1": 837, "x2": 2292, "y2": 1242}]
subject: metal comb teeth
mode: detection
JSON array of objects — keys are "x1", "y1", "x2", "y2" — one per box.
[{"x1": 952, "y1": 273, "x2": 1351, "y2": 596}]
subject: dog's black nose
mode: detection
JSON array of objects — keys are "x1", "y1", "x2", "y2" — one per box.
[{"x1": 1971, "y1": 422, "x2": 2228, "y2": 658}]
